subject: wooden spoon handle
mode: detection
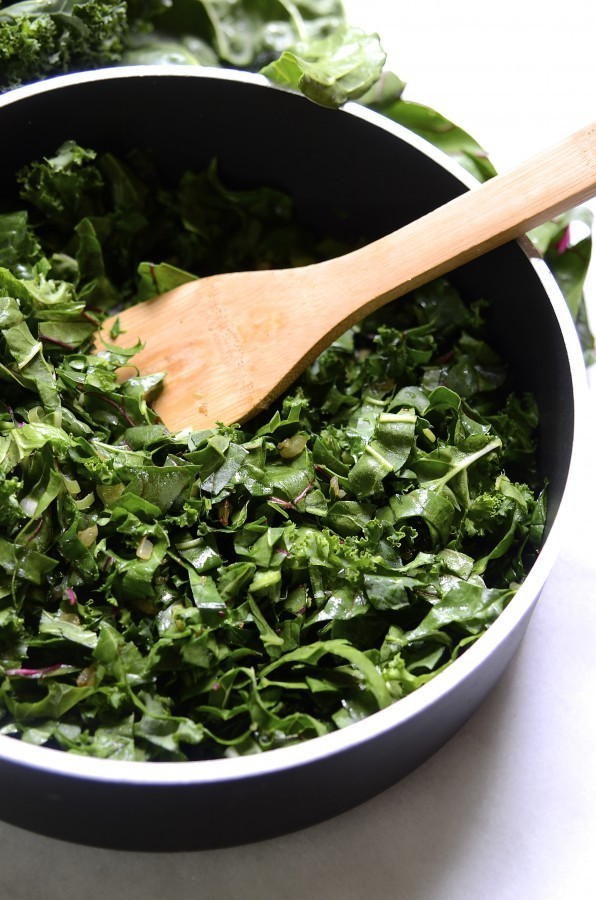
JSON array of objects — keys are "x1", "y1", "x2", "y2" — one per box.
[{"x1": 310, "y1": 121, "x2": 596, "y2": 337}]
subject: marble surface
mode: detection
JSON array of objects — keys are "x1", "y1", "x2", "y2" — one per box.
[{"x1": 1, "y1": 3, "x2": 595, "y2": 898}]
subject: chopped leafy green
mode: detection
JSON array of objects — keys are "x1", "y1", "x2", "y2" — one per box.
[{"x1": 0, "y1": 142, "x2": 546, "y2": 760}]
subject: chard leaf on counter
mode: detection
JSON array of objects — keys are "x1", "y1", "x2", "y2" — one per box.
[
  {"x1": 358, "y1": 72, "x2": 498, "y2": 183},
  {"x1": 530, "y1": 207, "x2": 594, "y2": 364},
  {"x1": 127, "y1": 0, "x2": 345, "y2": 69}
]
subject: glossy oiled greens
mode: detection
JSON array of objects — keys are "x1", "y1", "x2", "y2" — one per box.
[{"x1": 0, "y1": 143, "x2": 545, "y2": 760}]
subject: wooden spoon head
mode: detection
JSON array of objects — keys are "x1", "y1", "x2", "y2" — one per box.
[
  {"x1": 99, "y1": 267, "x2": 330, "y2": 432},
  {"x1": 97, "y1": 119, "x2": 596, "y2": 433}
]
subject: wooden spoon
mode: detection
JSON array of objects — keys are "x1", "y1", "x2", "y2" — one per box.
[{"x1": 101, "y1": 122, "x2": 596, "y2": 432}]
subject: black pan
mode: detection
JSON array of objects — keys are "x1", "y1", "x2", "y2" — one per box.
[{"x1": 0, "y1": 67, "x2": 585, "y2": 851}]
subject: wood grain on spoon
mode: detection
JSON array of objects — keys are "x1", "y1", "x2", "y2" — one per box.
[{"x1": 101, "y1": 122, "x2": 596, "y2": 432}]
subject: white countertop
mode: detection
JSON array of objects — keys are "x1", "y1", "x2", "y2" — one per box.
[{"x1": 1, "y1": 3, "x2": 595, "y2": 898}]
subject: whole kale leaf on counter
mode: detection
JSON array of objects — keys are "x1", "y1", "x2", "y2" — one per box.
[
  {"x1": 0, "y1": 0, "x2": 130, "y2": 91},
  {"x1": 0, "y1": 143, "x2": 545, "y2": 760}
]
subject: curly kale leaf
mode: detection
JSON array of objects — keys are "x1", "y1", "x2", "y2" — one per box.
[{"x1": 0, "y1": 1, "x2": 129, "y2": 91}]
